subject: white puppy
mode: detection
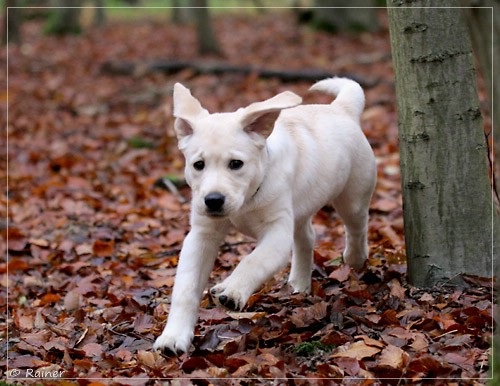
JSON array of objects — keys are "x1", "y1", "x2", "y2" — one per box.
[{"x1": 154, "y1": 78, "x2": 376, "y2": 354}]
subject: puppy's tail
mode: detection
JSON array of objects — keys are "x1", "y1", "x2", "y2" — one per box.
[{"x1": 309, "y1": 77, "x2": 365, "y2": 120}]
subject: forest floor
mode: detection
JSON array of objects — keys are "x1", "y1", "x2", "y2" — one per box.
[{"x1": 1, "y1": 10, "x2": 495, "y2": 385}]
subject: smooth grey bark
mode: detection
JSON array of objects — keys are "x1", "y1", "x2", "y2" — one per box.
[
  {"x1": 463, "y1": 1, "x2": 500, "y2": 202},
  {"x1": 462, "y1": 3, "x2": 500, "y2": 378},
  {"x1": 387, "y1": 0, "x2": 495, "y2": 287}
]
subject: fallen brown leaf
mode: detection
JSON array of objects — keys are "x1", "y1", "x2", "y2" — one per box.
[
  {"x1": 332, "y1": 340, "x2": 382, "y2": 360},
  {"x1": 378, "y1": 344, "x2": 409, "y2": 369}
]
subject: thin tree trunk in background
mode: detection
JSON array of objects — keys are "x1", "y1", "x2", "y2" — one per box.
[
  {"x1": 93, "y1": 0, "x2": 106, "y2": 26},
  {"x1": 191, "y1": 0, "x2": 222, "y2": 56},
  {"x1": 44, "y1": 0, "x2": 82, "y2": 35},
  {"x1": 2, "y1": 0, "x2": 21, "y2": 45},
  {"x1": 388, "y1": 0, "x2": 495, "y2": 287},
  {"x1": 171, "y1": 0, "x2": 191, "y2": 24}
]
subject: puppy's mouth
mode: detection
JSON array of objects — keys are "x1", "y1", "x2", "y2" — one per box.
[{"x1": 205, "y1": 210, "x2": 227, "y2": 218}]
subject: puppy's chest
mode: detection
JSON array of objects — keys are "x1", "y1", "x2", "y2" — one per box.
[{"x1": 229, "y1": 213, "x2": 268, "y2": 239}]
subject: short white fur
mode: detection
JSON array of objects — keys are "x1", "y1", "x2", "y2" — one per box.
[{"x1": 153, "y1": 78, "x2": 377, "y2": 354}]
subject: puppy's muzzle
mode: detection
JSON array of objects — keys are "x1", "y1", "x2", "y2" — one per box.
[{"x1": 204, "y1": 192, "x2": 226, "y2": 215}]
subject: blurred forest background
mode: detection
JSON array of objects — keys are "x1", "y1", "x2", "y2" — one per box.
[{"x1": 1, "y1": 1, "x2": 497, "y2": 382}]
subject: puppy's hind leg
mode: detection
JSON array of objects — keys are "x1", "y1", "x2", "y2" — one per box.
[
  {"x1": 332, "y1": 194, "x2": 371, "y2": 270},
  {"x1": 288, "y1": 218, "x2": 315, "y2": 293}
]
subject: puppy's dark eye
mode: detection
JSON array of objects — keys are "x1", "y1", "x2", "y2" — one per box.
[
  {"x1": 193, "y1": 160, "x2": 205, "y2": 171},
  {"x1": 229, "y1": 160, "x2": 244, "y2": 170}
]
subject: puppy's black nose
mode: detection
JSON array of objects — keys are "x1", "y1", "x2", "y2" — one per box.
[{"x1": 204, "y1": 192, "x2": 225, "y2": 212}]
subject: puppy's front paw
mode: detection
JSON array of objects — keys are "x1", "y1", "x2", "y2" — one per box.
[
  {"x1": 153, "y1": 329, "x2": 193, "y2": 356},
  {"x1": 210, "y1": 284, "x2": 248, "y2": 311}
]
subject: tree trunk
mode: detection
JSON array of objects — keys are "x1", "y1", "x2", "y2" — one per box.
[
  {"x1": 462, "y1": 3, "x2": 500, "y2": 377},
  {"x1": 462, "y1": 1, "x2": 500, "y2": 203},
  {"x1": 93, "y1": 0, "x2": 106, "y2": 27},
  {"x1": 44, "y1": 0, "x2": 82, "y2": 35},
  {"x1": 191, "y1": 0, "x2": 222, "y2": 56},
  {"x1": 387, "y1": 0, "x2": 496, "y2": 287},
  {"x1": 2, "y1": 0, "x2": 22, "y2": 45},
  {"x1": 313, "y1": 0, "x2": 379, "y2": 33},
  {"x1": 171, "y1": 0, "x2": 191, "y2": 24}
]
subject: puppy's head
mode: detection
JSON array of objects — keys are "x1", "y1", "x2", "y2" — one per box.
[{"x1": 172, "y1": 83, "x2": 302, "y2": 218}]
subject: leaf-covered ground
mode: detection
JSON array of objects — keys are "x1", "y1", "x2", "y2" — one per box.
[{"x1": 1, "y1": 10, "x2": 494, "y2": 384}]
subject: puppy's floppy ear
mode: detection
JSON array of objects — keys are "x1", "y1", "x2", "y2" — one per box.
[
  {"x1": 241, "y1": 91, "x2": 302, "y2": 135},
  {"x1": 172, "y1": 83, "x2": 209, "y2": 140}
]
